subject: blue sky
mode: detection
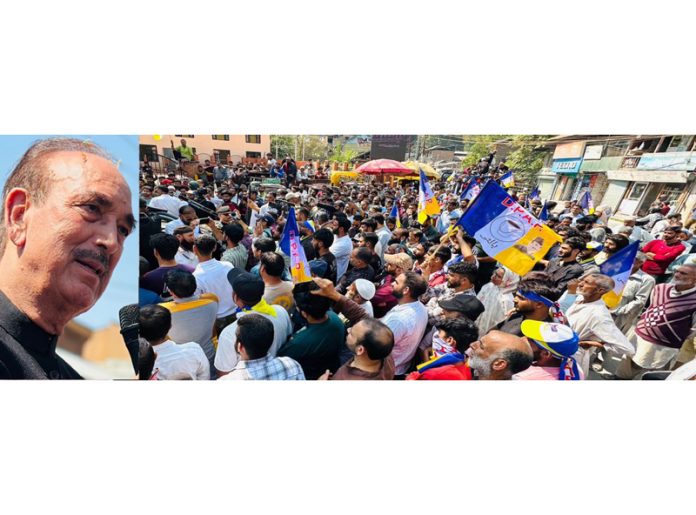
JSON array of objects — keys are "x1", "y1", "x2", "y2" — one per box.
[{"x1": 0, "y1": 135, "x2": 138, "y2": 329}]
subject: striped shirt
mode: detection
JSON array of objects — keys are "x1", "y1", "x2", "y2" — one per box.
[{"x1": 220, "y1": 355, "x2": 305, "y2": 380}]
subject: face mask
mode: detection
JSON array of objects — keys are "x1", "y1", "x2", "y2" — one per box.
[{"x1": 432, "y1": 335, "x2": 456, "y2": 357}]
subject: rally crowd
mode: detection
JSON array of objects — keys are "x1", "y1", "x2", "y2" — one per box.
[{"x1": 137, "y1": 153, "x2": 696, "y2": 381}]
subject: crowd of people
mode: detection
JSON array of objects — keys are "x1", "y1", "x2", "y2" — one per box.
[{"x1": 137, "y1": 153, "x2": 696, "y2": 381}]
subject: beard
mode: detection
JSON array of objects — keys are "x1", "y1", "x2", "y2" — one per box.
[
  {"x1": 180, "y1": 240, "x2": 194, "y2": 252},
  {"x1": 467, "y1": 353, "x2": 494, "y2": 378},
  {"x1": 392, "y1": 288, "x2": 404, "y2": 299}
]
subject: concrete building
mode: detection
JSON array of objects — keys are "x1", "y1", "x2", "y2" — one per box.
[
  {"x1": 545, "y1": 135, "x2": 696, "y2": 220},
  {"x1": 139, "y1": 134, "x2": 271, "y2": 167}
]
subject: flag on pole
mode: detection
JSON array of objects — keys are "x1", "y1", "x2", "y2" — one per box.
[
  {"x1": 417, "y1": 168, "x2": 440, "y2": 224},
  {"x1": 599, "y1": 241, "x2": 640, "y2": 309},
  {"x1": 460, "y1": 179, "x2": 481, "y2": 202},
  {"x1": 500, "y1": 171, "x2": 515, "y2": 188},
  {"x1": 529, "y1": 186, "x2": 540, "y2": 201},
  {"x1": 454, "y1": 181, "x2": 562, "y2": 276},
  {"x1": 579, "y1": 190, "x2": 595, "y2": 214},
  {"x1": 539, "y1": 201, "x2": 549, "y2": 222},
  {"x1": 279, "y1": 207, "x2": 313, "y2": 283},
  {"x1": 390, "y1": 202, "x2": 401, "y2": 228}
]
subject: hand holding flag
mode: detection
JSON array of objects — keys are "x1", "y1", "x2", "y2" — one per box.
[
  {"x1": 279, "y1": 207, "x2": 313, "y2": 283},
  {"x1": 417, "y1": 168, "x2": 440, "y2": 224}
]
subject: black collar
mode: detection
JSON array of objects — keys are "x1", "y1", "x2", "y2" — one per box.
[{"x1": 0, "y1": 289, "x2": 58, "y2": 356}]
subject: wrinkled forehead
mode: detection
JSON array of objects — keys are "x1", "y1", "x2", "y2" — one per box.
[{"x1": 43, "y1": 151, "x2": 134, "y2": 221}]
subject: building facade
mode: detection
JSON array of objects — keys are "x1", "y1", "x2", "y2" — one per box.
[
  {"x1": 139, "y1": 134, "x2": 271, "y2": 166},
  {"x1": 545, "y1": 135, "x2": 696, "y2": 220}
]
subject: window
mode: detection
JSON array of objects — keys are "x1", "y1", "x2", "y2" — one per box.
[
  {"x1": 627, "y1": 183, "x2": 648, "y2": 201},
  {"x1": 212, "y1": 135, "x2": 230, "y2": 141},
  {"x1": 174, "y1": 134, "x2": 195, "y2": 138},
  {"x1": 667, "y1": 135, "x2": 695, "y2": 152},
  {"x1": 245, "y1": 135, "x2": 261, "y2": 144},
  {"x1": 139, "y1": 144, "x2": 158, "y2": 163},
  {"x1": 603, "y1": 140, "x2": 629, "y2": 157},
  {"x1": 659, "y1": 186, "x2": 683, "y2": 204},
  {"x1": 215, "y1": 149, "x2": 231, "y2": 163},
  {"x1": 246, "y1": 151, "x2": 262, "y2": 158}
]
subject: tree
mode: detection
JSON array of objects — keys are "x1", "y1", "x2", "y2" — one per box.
[
  {"x1": 461, "y1": 135, "x2": 505, "y2": 168},
  {"x1": 328, "y1": 143, "x2": 359, "y2": 164},
  {"x1": 270, "y1": 135, "x2": 295, "y2": 159},
  {"x1": 504, "y1": 135, "x2": 553, "y2": 186}
]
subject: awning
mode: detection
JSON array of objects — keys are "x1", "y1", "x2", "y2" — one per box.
[{"x1": 607, "y1": 170, "x2": 690, "y2": 184}]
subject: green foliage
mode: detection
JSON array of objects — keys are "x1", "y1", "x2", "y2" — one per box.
[
  {"x1": 461, "y1": 135, "x2": 503, "y2": 168},
  {"x1": 270, "y1": 135, "x2": 295, "y2": 159},
  {"x1": 505, "y1": 135, "x2": 552, "y2": 185},
  {"x1": 329, "y1": 143, "x2": 359, "y2": 163}
]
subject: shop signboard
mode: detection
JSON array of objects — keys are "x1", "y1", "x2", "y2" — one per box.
[
  {"x1": 551, "y1": 158, "x2": 583, "y2": 174},
  {"x1": 637, "y1": 153, "x2": 696, "y2": 172}
]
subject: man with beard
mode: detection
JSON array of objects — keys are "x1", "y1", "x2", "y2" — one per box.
[
  {"x1": 165, "y1": 206, "x2": 198, "y2": 236},
  {"x1": 425, "y1": 261, "x2": 477, "y2": 322},
  {"x1": 373, "y1": 253, "x2": 413, "y2": 318},
  {"x1": 594, "y1": 233, "x2": 630, "y2": 265},
  {"x1": 329, "y1": 215, "x2": 353, "y2": 281},
  {"x1": 640, "y1": 226, "x2": 686, "y2": 282},
  {"x1": 560, "y1": 273, "x2": 634, "y2": 377},
  {"x1": 496, "y1": 276, "x2": 558, "y2": 337},
  {"x1": 466, "y1": 330, "x2": 534, "y2": 380},
  {"x1": 173, "y1": 226, "x2": 198, "y2": 268},
  {"x1": 380, "y1": 271, "x2": 429, "y2": 376},
  {"x1": 312, "y1": 228, "x2": 337, "y2": 284},
  {"x1": 0, "y1": 138, "x2": 134, "y2": 379},
  {"x1": 631, "y1": 264, "x2": 696, "y2": 373},
  {"x1": 542, "y1": 236, "x2": 585, "y2": 293}
]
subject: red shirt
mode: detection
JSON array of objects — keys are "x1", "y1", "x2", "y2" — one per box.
[
  {"x1": 641, "y1": 239, "x2": 686, "y2": 275},
  {"x1": 406, "y1": 362, "x2": 473, "y2": 380}
]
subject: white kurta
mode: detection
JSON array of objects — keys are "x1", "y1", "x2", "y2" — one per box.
[{"x1": 565, "y1": 296, "x2": 635, "y2": 377}]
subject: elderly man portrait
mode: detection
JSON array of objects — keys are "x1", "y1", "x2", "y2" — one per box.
[{"x1": 0, "y1": 138, "x2": 135, "y2": 379}]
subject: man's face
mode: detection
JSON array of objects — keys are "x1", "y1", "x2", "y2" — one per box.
[
  {"x1": 513, "y1": 292, "x2": 535, "y2": 314},
  {"x1": 414, "y1": 244, "x2": 426, "y2": 259},
  {"x1": 672, "y1": 266, "x2": 696, "y2": 289},
  {"x1": 558, "y1": 243, "x2": 574, "y2": 259},
  {"x1": 180, "y1": 208, "x2": 196, "y2": 225},
  {"x1": 447, "y1": 271, "x2": 464, "y2": 289},
  {"x1": 349, "y1": 249, "x2": 362, "y2": 268},
  {"x1": 664, "y1": 230, "x2": 677, "y2": 243},
  {"x1": 527, "y1": 239, "x2": 543, "y2": 255},
  {"x1": 605, "y1": 239, "x2": 618, "y2": 253},
  {"x1": 392, "y1": 273, "x2": 406, "y2": 299},
  {"x1": 560, "y1": 218, "x2": 572, "y2": 227},
  {"x1": 346, "y1": 320, "x2": 368, "y2": 354},
  {"x1": 180, "y1": 139, "x2": 187, "y2": 147},
  {"x1": 466, "y1": 334, "x2": 502, "y2": 378},
  {"x1": 571, "y1": 206, "x2": 582, "y2": 216},
  {"x1": 18, "y1": 151, "x2": 133, "y2": 315},
  {"x1": 577, "y1": 276, "x2": 603, "y2": 298},
  {"x1": 177, "y1": 232, "x2": 195, "y2": 251},
  {"x1": 221, "y1": 193, "x2": 231, "y2": 203}
]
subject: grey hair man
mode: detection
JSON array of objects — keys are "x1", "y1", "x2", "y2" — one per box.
[
  {"x1": 559, "y1": 273, "x2": 635, "y2": 377},
  {"x1": 0, "y1": 138, "x2": 135, "y2": 379}
]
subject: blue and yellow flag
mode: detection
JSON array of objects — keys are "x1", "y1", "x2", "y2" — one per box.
[
  {"x1": 599, "y1": 240, "x2": 640, "y2": 309},
  {"x1": 454, "y1": 181, "x2": 562, "y2": 276},
  {"x1": 579, "y1": 190, "x2": 595, "y2": 214},
  {"x1": 389, "y1": 203, "x2": 402, "y2": 228},
  {"x1": 539, "y1": 200, "x2": 549, "y2": 222},
  {"x1": 460, "y1": 179, "x2": 481, "y2": 202},
  {"x1": 500, "y1": 171, "x2": 515, "y2": 188},
  {"x1": 417, "y1": 168, "x2": 440, "y2": 224},
  {"x1": 279, "y1": 207, "x2": 313, "y2": 283}
]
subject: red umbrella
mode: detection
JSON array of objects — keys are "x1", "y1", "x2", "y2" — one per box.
[{"x1": 356, "y1": 159, "x2": 413, "y2": 175}]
